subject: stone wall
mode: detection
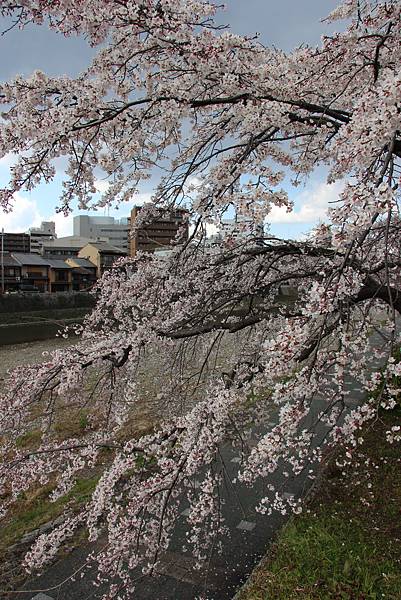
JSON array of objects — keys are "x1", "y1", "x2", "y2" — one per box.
[{"x1": 0, "y1": 291, "x2": 95, "y2": 313}]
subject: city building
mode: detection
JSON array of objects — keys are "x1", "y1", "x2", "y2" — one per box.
[
  {"x1": 0, "y1": 250, "x2": 110, "y2": 294},
  {"x1": 78, "y1": 241, "x2": 126, "y2": 278},
  {"x1": 12, "y1": 253, "x2": 50, "y2": 292},
  {"x1": 41, "y1": 235, "x2": 107, "y2": 257},
  {"x1": 65, "y1": 257, "x2": 97, "y2": 291},
  {"x1": 46, "y1": 259, "x2": 73, "y2": 293},
  {"x1": 0, "y1": 252, "x2": 22, "y2": 292},
  {"x1": 28, "y1": 221, "x2": 56, "y2": 254},
  {"x1": 73, "y1": 215, "x2": 130, "y2": 252},
  {"x1": 201, "y1": 232, "x2": 224, "y2": 256},
  {"x1": 1, "y1": 232, "x2": 30, "y2": 253},
  {"x1": 220, "y1": 215, "x2": 264, "y2": 243},
  {"x1": 129, "y1": 206, "x2": 188, "y2": 257},
  {"x1": 200, "y1": 216, "x2": 264, "y2": 256}
]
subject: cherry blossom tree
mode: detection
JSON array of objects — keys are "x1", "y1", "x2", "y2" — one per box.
[{"x1": 0, "y1": 1, "x2": 400, "y2": 597}]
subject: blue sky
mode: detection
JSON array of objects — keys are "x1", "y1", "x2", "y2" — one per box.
[{"x1": 0, "y1": 0, "x2": 341, "y2": 239}]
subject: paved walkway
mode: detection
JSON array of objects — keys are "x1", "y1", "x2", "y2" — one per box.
[
  {"x1": 14, "y1": 437, "x2": 290, "y2": 598},
  {"x1": 10, "y1": 333, "x2": 386, "y2": 600},
  {"x1": 10, "y1": 418, "x2": 348, "y2": 599}
]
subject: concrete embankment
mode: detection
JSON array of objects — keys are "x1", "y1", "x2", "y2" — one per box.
[
  {"x1": 0, "y1": 291, "x2": 95, "y2": 313},
  {"x1": 0, "y1": 292, "x2": 95, "y2": 346}
]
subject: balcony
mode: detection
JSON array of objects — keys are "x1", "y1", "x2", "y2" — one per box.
[{"x1": 25, "y1": 272, "x2": 48, "y2": 280}]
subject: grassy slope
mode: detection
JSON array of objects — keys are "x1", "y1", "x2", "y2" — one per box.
[{"x1": 237, "y1": 408, "x2": 401, "y2": 600}]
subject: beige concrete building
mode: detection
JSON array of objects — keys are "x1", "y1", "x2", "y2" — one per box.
[
  {"x1": 78, "y1": 241, "x2": 126, "y2": 277},
  {"x1": 28, "y1": 221, "x2": 56, "y2": 254},
  {"x1": 73, "y1": 215, "x2": 130, "y2": 252}
]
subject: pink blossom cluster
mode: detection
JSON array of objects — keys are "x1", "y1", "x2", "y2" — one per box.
[{"x1": 0, "y1": 1, "x2": 400, "y2": 597}]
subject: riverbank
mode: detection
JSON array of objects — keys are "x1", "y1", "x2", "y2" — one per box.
[
  {"x1": 0, "y1": 291, "x2": 95, "y2": 313},
  {"x1": 235, "y1": 406, "x2": 401, "y2": 600},
  {"x1": 0, "y1": 337, "x2": 77, "y2": 377},
  {"x1": 0, "y1": 292, "x2": 94, "y2": 346},
  {"x1": 1, "y1": 325, "x2": 396, "y2": 598},
  {"x1": 0, "y1": 308, "x2": 89, "y2": 345}
]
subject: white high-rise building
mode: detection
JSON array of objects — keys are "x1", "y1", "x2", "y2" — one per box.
[
  {"x1": 220, "y1": 215, "x2": 264, "y2": 241},
  {"x1": 73, "y1": 215, "x2": 130, "y2": 252},
  {"x1": 28, "y1": 221, "x2": 56, "y2": 254},
  {"x1": 201, "y1": 216, "x2": 264, "y2": 256}
]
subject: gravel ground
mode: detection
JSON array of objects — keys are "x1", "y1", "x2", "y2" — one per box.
[{"x1": 0, "y1": 337, "x2": 76, "y2": 378}]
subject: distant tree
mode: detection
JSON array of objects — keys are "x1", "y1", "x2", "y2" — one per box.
[{"x1": 0, "y1": 1, "x2": 400, "y2": 597}]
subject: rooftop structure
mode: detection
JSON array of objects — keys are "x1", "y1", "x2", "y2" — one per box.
[
  {"x1": 41, "y1": 235, "x2": 108, "y2": 257},
  {"x1": 12, "y1": 253, "x2": 50, "y2": 292},
  {"x1": 12, "y1": 253, "x2": 51, "y2": 266},
  {"x1": 0, "y1": 252, "x2": 21, "y2": 293},
  {"x1": 65, "y1": 257, "x2": 98, "y2": 291},
  {"x1": 28, "y1": 221, "x2": 56, "y2": 254},
  {"x1": 73, "y1": 215, "x2": 130, "y2": 252},
  {"x1": 65, "y1": 257, "x2": 98, "y2": 270},
  {"x1": 0, "y1": 252, "x2": 21, "y2": 267},
  {"x1": 45, "y1": 258, "x2": 72, "y2": 270}
]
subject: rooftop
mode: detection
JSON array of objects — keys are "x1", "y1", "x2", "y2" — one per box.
[
  {"x1": 45, "y1": 259, "x2": 72, "y2": 269},
  {"x1": 0, "y1": 252, "x2": 20, "y2": 267},
  {"x1": 82, "y1": 241, "x2": 126, "y2": 254},
  {"x1": 42, "y1": 236, "x2": 108, "y2": 248},
  {"x1": 67, "y1": 257, "x2": 97, "y2": 269},
  {"x1": 12, "y1": 253, "x2": 50, "y2": 266}
]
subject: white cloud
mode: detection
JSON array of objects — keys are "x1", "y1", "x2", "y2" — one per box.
[
  {"x1": 94, "y1": 179, "x2": 154, "y2": 207},
  {"x1": 0, "y1": 193, "x2": 42, "y2": 232},
  {"x1": 183, "y1": 176, "x2": 202, "y2": 195},
  {"x1": 268, "y1": 180, "x2": 344, "y2": 225},
  {"x1": 94, "y1": 179, "x2": 110, "y2": 194},
  {"x1": 205, "y1": 223, "x2": 219, "y2": 236},
  {"x1": 0, "y1": 190, "x2": 154, "y2": 238},
  {"x1": 0, "y1": 192, "x2": 74, "y2": 236},
  {"x1": 188, "y1": 222, "x2": 219, "y2": 238},
  {"x1": 131, "y1": 192, "x2": 153, "y2": 206},
  {"x1": 48, "y1": 212, "x2": 74, "y2": 237},
  {"x1": 0, "y1": 153, "x2": 17, "y2": 170}
]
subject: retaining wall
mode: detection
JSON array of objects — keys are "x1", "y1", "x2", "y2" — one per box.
[{"x1": 0, "y1": 292, "x2": 95, "y2": 313}]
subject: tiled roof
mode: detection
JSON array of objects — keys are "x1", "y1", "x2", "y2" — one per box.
[
  {"x1": 83, "y1": 241, "x2": 126, "y2": 254},
  {"x1": 69, "y1": 258, "x2": 96, "y2": 268},
  {"x1": 45, "y1": 259, "x2": 72, "y2": 269},
  {"x1": 42, "y1": 236, "x2": 94, "y2": 247},
  {"x1": 12, "y1": 253, "x2": 50, "y2": 266},
  {"x1": 0, "y1": 252, "x2": 20, "y2": 267}
]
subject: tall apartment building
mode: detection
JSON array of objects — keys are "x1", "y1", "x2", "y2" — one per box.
[
  {"x1": 200, "y1": 216, "x2": 264, "y2": 256},
  {"x1": 129, "y1": 206, "x2": 188, "y2": 257},
  {"x1": 28, "y1": 221, "x2": 56, "y2": 254},
  {"x1": 220, "y1": 215, "x2": 264, "y2": 241},
  {"x1": 0, "y1": 232, "x2": 30, "y2": 253},
  {"x1": 73, "y1": 215, "x2": 130, "y2": 253}
]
